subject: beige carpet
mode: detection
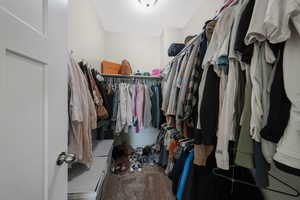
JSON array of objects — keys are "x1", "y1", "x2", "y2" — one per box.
[{"x1": 102, "y1": 165, "x2": 175, "y2": 200}]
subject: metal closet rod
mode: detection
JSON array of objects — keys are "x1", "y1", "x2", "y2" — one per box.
[{"x1": 100, "y1": 73, "x2": 162, "y2": 80}]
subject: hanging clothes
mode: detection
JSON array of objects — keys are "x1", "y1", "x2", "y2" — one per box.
[
  {"x1": 68, "y1": 55, "x2": 97, "y2": 166},
  {"x1": 79, "y1": 62, "x2": 109, "y2": 120},
  {"x1": 162, "y1": 61, "x2": 177, "y2": 113},
  {"x1": 184, "y1": 32, "x2": 208, "y2": 127},
  {"x1": 115, "y1": 83, "x2": 133, "y2": 133},
  {"x1": 167, "y1": 54, "x2": 188, "y2": 116},
  {"x1": 90, "y1": 69, "x2": 109, "y2": 120},
  {"x1": 245, "y1": 0, "x2": 276, "y2": 143},
  {"x1": 264, "y1": 0, "x2": 300, "y2": 175},
  {"x1": 159, "y1": 0, "x2": 300, "y2": 187},
  {"x1": 260, "y1": 44, "x2": 290, "y2": 144},
  {"x1": 169, "y1": 147, "x2": 191, "y2": 194},
  {"x1": 176, "y1": 42, "x2": 200, "y2": 129},
  {"x1": 111, "y1": 86, "x2": 119, "y2": 122},
  {"x1": 176, "y1": 150, "x2": 194, "y2": 200},
  {"x1": 136, "y1": 83, "x2": 145, "y2": 132},
  {"x1": 215, "y1": 0, "x2": 249, "y2": 170},
  {"x1": 96, "y1": 79, "x2": 163, "y2": 134},
  {"x1": 143, "y1": 84, "x2": 152, "y2": 128},
  {"x1": 235, "y1": 66, "x2": 254, "y2": 169},
  {"x1": 151, "y1": 85, "x2": 162, "y2": 128},
  {"x1": 234, "y1": 0, "x2": 255, "y2": 66},
  {"x1": 92, "y1": 69, "x2": 114, "y2": 118},
  {"x1": 197, "y1": 5, "x2": 235, "y2": 131}
]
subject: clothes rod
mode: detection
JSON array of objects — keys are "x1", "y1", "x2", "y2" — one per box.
[{"x1": 100, "y1": 74, "x2": 162, "y2": 80}]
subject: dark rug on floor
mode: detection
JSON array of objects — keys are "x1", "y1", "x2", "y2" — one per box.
[{"x1": 102, "y1": 165, "x2": 175, "y2": 200}]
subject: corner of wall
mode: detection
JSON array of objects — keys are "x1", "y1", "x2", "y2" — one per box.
[
  {"x1": 68, "y1": 0, "x2": 105, "y2": 69},
  {"x1": 160, "y1": 26, "x2": 184, "y2": 67},
  {"x1": 183, "y1": 0, "x2": 223, "y2": 37}
]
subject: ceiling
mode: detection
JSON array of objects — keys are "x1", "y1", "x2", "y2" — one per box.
[{"x1": 92, "y1": 0, "x2": 201, "y2": 36}]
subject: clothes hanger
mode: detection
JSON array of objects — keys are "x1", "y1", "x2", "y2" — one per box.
[
  {"x1": 212, "y1": 166, "x2": 300, "y2": 197},
  {"x1": 178, "y1": 138, "x2": 190, "y2": 143},
  {"x1": 228, "y1": 0, "x2": 239, "y2": 7},
  {"x1": 180, "y1": 139, "x2": 194, "y2": 148},
  {"x1": 183, "y1": 142, "x2": 194, "y2": 152},
  {"x1": 96, "y1": 74, "x2": 104, "y2": 82},
  {"x1": 78, "y1": 58, "x2": 86, "y2": 66}
]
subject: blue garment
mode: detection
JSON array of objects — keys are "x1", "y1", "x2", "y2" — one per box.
[
  {"x1": 111, "y1": 88, "x2": 119, "y2": 121},
  {"x1": 169, "y1": 149, "x2": 190, "y2": 194},
  {"x1": 158, "y1": 145, "x2": 169, "y2": 167},
  {"x1": 150, "y1": 85, "x2": 163, "y2": 128},
  {"x1": 150, "y1": 86, "x2": 158, "y2": 128},
  {"x1": 176, "y1": 150, "x2": 194, "y2": 200},
  {"x1": 155, "y1": 86, "x2": 161, "y2": 127},
  {"x1": 168, "y1": 43, "x2": 185, "y2": 57},
  {"x1": 217, "y1": 56, "x2": 229, "y2": 74}
]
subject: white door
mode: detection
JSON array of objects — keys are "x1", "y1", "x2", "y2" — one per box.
[{"x1": 0, "y1": 0, "x2": 69, "y2": 200}]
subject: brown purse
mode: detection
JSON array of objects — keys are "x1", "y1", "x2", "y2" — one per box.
[{"x1": 119, "y1": 59, "x2": 132, "y2": 75}]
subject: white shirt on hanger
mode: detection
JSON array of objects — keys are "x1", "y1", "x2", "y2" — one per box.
[
  {"x1": 197, "y1": 6, "x2": 235, "y2": 130},
  {"x1": 244, "y1": 0, "x2": 277, "y2": 143},
  {"x1": 264, "y1": 0, "x2": 300, "y2": 170}
]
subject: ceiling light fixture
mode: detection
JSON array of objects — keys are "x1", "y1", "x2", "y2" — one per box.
[{"x1": 138, "y1": 0, "x2": 158, "y2": 8}]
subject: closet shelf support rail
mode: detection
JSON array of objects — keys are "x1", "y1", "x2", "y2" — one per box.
[{"x1": 100, "y1": 74, "x2": 162, "y2": 80}]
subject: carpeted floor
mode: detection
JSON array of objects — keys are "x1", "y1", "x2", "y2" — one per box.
[{"x1": 102, "y1": 165, "x2": 175, "y2": 200}]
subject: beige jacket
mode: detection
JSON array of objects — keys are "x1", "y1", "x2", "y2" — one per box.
[{"x1": 68, "y1": 56, "x2": 97, "y2": 166}]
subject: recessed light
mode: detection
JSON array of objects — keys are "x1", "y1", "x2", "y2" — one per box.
[{"x1": 138, "y1": 0, "x2": 158, "y2": 8}]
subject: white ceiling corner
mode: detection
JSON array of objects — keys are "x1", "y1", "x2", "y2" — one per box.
[{"x1": 92, "y1": 0, "x2": 201, "y2": 36}]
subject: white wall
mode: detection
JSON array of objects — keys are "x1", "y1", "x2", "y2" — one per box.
[
  {"x1": 183, "y1": 0, "x2": 223, "y2": 37},
  {"x1": 125, "y1": 128, "x2": 159, "y2": 148},
  {"x1": 160, "y1": 31, "x2": 165, "y2": 69},
  {"x1": 68, "y1": 0, "x2": 105, "y2": 68},
  {"x1": 104, "y1": 32, "x2": 161, "y2": 73}
]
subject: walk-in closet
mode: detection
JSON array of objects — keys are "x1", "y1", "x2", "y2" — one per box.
[{"x1": 1, "y1": 0, "x2": 300, "y2": 200}]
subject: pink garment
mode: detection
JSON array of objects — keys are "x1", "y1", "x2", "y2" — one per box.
[
  {"x1": 224, "y1": 0, "x2": 234, "y2": 7},
  {"x1": 218, "y1": 0, "x2": 235, "y2": 14},
  {"x1": 152, "y1": 69, "x2": 161, "y2": 76},
  {"x1": 135, "y1": 84, "x2": 145, "y2": 133},
  {"x1": 132, "y1": 85, "x2": 137, "y2": 125}
]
